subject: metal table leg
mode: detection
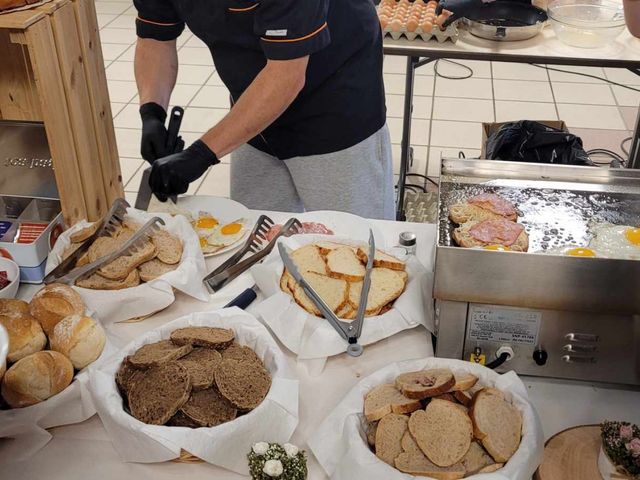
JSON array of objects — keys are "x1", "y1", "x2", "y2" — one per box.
[{"x1": 628, "y1": 68, "x2": 640, "y2": 169}]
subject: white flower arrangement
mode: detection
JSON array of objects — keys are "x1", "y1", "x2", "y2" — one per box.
[{"x1": 248, "y1": 442, "x2": 307, "y2": 479}]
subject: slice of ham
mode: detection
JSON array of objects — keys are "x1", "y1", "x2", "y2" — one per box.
[
  {"x1": 264, "y1": 222, "x2": 334, "y2": 242},
  {"x1": 469, "y1": 219, "x2": 525, "y2": 246},
  {"x1": 468, "y1": 193, "x2": 517, "y2": 218}
]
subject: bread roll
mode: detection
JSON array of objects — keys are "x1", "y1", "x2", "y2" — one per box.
[
  {"x1": 29, "y1": 284, "x2": 85, "y2": 336},
  {"x1": 0, "y1": 299, "x2": 30, "y2": 316},
  {"x1": 50, "y1": 315, "x2": 106, "y2": 369},
  {"x1": 0, "y1": 313, "x2": 47, "y2": 363},
  {"x1": 1, "y1": 351, "x2": 74, "y2": 408}
]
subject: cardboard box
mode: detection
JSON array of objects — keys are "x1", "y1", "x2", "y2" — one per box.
[{"x1": 480, "y1": 120, "x2": 568, "y2": 158}]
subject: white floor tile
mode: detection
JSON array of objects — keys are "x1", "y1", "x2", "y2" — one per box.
[
  {"x1": 611, "y1": 85, "x2": 640, "y2": 107},
  {"x1": 604, "y1": 68, "x2": 640, "y2": 86},
  {"x1": 119, "y1": 157, "x2": 145, "y2": 186},
  {"x1": 181, "y1": 107, "x2": 228, "y2": 133},
  {"x1": 118, "y1": 45, "x2": 136, "y2": 61},
  {"x1": 101, "y1": 43, "x2": 130, "y2": 61},
  {"x1": 95, "y1": 1, "x2": 130, "y2": 14},
  {"x1": 556, "y1": 103, "x2": 626, "y2": 130},
  {"x1": 99, "y1": 28, "x2": 137, "y2": 44},
  {"x1": 97, "y1": 14, "x2": 117, "y2": 28},
  {"x1": 206, "y1": 72, "x2": 226, "y2": 87},
  {"x1": 107, "y1": 80, "x2": 137, "y2": 103},
  {"x1": 110, "y1": 102, "x2": 128, "y2": 117},
  {"x1": 495, "y1": 100, "x2": 558, "y2": 123},
  {"x1": 178, "y1": 47, "x2": 214, "y2": 66},
  {"x1": 190, "y1": 86, "x2": 231, "y2": 108},
  {"x1": 104, "y1": 60, "x2": 112, "y2": 68},
  {"x1": 115, "y1": 128, "x2": 142, "y2": 158},
  {"x1": 385, "y1": 94, "x2": 431, "y2": 119},
  {"x1": 383, "y1": 56, "x2": 433, "y2": 76},
  {"x1": 176, "y1": 65, "x2": 213, "y2": 85},
  {"x1": 126, "y1": 162, "x2": 146, "y2": 189},
  {"x1": 427, "y1": 147, "x2": 482, "y2": 176},
  {"x1": 435, "y1": 59, "x2": 492, "y2": 79},
  {"x1": 196, "y1": 164, "x2": 231, "y2": 197},
  {"x1": 106, "y1": 61, "x2": 134, "y2": 81},
  {"x1": 493, "y1": 79, "x2": 554, "y2": 103},
  {"x1": 430, "y1": 120, "x2": 483, "y2": 149},
  {"x1": 177, "y1": 33, "x2": 193, "y2": 48},
  {"x1": 104, "y1": 15, "x2": 137, "y2": 29},
  {"x1": 384, "y1": 73, "x2": 434, "y2": 96},
  {"x1": 185, "y1": 35, "x2": 207, "y2": 48},
  {"x1": 387, "y1": 118, "x2": 430, "y2": 145},
  {"x1": 391, "y1": 144, "x2": 428, "y2": 176},
  {"x1": 113, "y1": 103, "x2": 140, "y2": 129},
  {"x1": 124, "y1": 191, "x2": 139, "y2": 204},
  {"x1": 491, "y1": 62, "x2": 549, "y2": 81},
  {"x1": 170, "y1": 84, "x2": 202, "y2": 106},
  {"x1": 435, "y1": 77, "x2": 493, "y2": 100},
  {"x1": 552, "y1": 82, "x2": 616, "y2": 105},
  {"x1": 433, "y1": 97, "x2": 494, "y2": 122},
  {"x1": 546, "y1": 65, "x2": 607, "y2": 84}
]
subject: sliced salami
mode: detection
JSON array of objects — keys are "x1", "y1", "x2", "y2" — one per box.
[
  {"x1": 468, "y1": 193, "x2": 517, "y2": 218},
  {"x1": 469, "y1": 219, "x2": 525, "y2": 246},
  {"x1": 264, "y1": 222, "x2": 334, "y2": 242}
]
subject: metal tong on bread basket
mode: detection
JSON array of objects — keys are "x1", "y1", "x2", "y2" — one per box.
[
  {"x1": 278, "y1": 229, "x2": 376, "y2": 357},
  {"x1": 204, "y1": 217, "x2": 302, "y2": 293}
]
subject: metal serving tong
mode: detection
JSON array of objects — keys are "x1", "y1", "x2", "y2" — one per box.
[
  {"x1": 44, "y1": 198, "x2": 130, "y2": 284},
  {"x1": 278, "y1": 229, "x2": 376, "y2": 357},
  {"x1": 51, "y1": 216, "x2": 166, "y2": 286},
  {"x1": 204, "y1": 217, "x2": 302, "y2": 293}
]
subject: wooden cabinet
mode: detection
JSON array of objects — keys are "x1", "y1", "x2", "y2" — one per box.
[{"x1": 0, "y1": 0, "x2": 123, "y2": 225}]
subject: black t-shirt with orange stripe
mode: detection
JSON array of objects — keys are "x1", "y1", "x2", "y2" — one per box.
[{"x1": 135, "y1": 0, "x2": 386, "y2": 160}]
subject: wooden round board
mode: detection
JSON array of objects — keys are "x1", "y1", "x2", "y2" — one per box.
[{"x1": 535, "y1": 425, "x2": 604, "y2": 480}]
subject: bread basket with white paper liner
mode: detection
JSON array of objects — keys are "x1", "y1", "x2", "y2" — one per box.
[
  {"x1": 46, "y1": 209, "x2": 209, "y2": 323},
  {"x1": 0, "y1": 329, "x2": 120, "y2": 463},
  {"x1": 251, "y1": 234, "x2": 434, "y2": 361},
  {"x1": 308, "y1": 357, "x2": 544, "y2": 480},
  {"x1": 88, "y1": 308, "x2": 299, "y2": 474}
]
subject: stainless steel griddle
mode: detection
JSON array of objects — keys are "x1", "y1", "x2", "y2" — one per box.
[{"x1": 433, "y1": 159, "x2": 640, "y2": 386}]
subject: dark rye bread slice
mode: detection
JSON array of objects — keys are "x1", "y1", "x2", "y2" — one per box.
[
  {"x1": 221, "y1": 342, "x2": 264, "y2": 367},
  {"x1": 116, "y1": 356, "x2": 145, "y2": 401},
  {"x1": 128, "y1": 362, "x2": 192, "y2": 425},
  {"x1": 129, "y1": 340, "x2": 193, "y2": 369},
  {"x1": 170, "y1": 327, "x2": 235, "y2": 350},
  {"x1": 167, "y1": 410, "x2": 200, "y2": 428},
  {"x1": 176, "y1": 348, "x2": 222, "y2": 390},
  {"x1": 214, "y1": 359, "x2": 272, "y2": 411},
  {"x1": 179, "y1": 387, "x2": 238, "y2": 427}
]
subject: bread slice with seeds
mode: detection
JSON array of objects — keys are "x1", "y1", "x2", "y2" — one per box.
[
  {"x1": 214, "y1": 359, "x2": 271, "y2": 411},
  {"x1": 129, "y1": 339, "x2": 193, "y2": 369},
  {"x1": 375, "y1": 413, "x2": 409, "y2": 466},
  {"x1": 179, "y1": 387, "x2": 238, "y2": 427},
  {"x1": 170, "y1": 326, "x2": 235, "y2": 350},
  {"x1": 395, "y1": 369, "x2": 455, "y2": 400},
  {"x1": 364, "y1": 383, "x2": 421, "y2": 422}
]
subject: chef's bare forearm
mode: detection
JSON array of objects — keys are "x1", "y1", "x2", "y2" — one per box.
[
  {"x1": 134, "y1": 38, "x2": 178, "y2": 110},
  {"x1": 201, "y1": 56, "x2": 309, "y2": 159}
]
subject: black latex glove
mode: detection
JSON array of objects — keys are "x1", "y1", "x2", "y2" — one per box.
[
  {"x1": 436, "y1": 0, "x2": 486, "y2": 26},
  {"x1": 140, "y1": 102, "x2": 170, "y2": 163},
  {"x1": 149, "y1": 140, "x2": 220, "y2": 201}
]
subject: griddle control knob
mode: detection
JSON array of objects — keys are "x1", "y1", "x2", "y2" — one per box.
[{"x1": 533, "y1": 349, "x2": 548, "y2": 366}]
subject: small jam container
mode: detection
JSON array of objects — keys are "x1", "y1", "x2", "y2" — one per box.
[{"x1": 399, "y1": 231, "x2": 417, "y2": 256}]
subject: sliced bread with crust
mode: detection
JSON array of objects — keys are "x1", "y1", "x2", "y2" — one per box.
[
  {"x1": 129, "y1": 339, "x2": 193, "y2": 369},
  {"x1": 375, "y1": 413, "x2": 409, "y2": 466},
  {"x1": 461, "y1": 441, "x2": 495, "y2": 476},
  {"x1": 348, "y1": 268, "x2": 406, "y2": 314},
  {"x1": 335, "y1": 302, "x2": 354, "y2": 319},
  {"x1": 176, "y1": 348, "x2": 222, "y2": 390},
  {"x1": 69, "y1": 221, "x2": 101, "y2": 243},
  {"x1": 408, "y1": 399, "x2": 473, "y2": 467},
  {"x1": 128, "y1": 362, "x2": 192, "y2": 425},
  {"x1": 98, "y1": 239, "x2": 156, "y2": 280},
  {"x1": 479, "y1": 463, "x2": 504, "y2": 473},
  {"x1": 138, "y1": 258, "x2": 178, "y2": 282},
  {"x1": 279, "y1": 270, "x2": 294, "y2": 294},
  {"x1": 291, "y1": 271, "x2": 348, "y2": 316},
  {"x1": 449, "y1": 203, "x2": 514, "y2": 224},
  {"x1": 395, "y1": 451, "x2": 465, "y2": 480},
  {"x1": 326, "y1": 246, "x2": 365, "y2": 282},
  {"x1": 356, "y1": 247, "x2": 406, "y2": 271},
  {"x1": 470, "y1": 387, "x2": 522, "y2": 463},
  {"x1": 316, "y1": 241, "x2": 357, "y2": 256},
  {"x1": 395, "y1": 369, "x2": 456, "y2": 400},
  {"x1": 116, "y1": 356, "x2": 145, "y2": 401},
  {"x1": 75, "y1": 269, "x2": 141, "y2": 290},
  {"x1": 151, "y1": 229, "x2": 183, "y2": 265},
  {"x1": 364, "y1": 383, "x2": 422, "y2": 421},
  {"x1": 454, "y1": 390, "x2": 473, "y2": 407},
  {"x1": 214, "y1": 359, "x2": 271, "y2": 411},
  {"x1": 447, "y1": 373, "x2": 479, "y2": 392},
  {"x1": 170, "y1": 326, "x2": 235, "y2": 350},
  {"x1": 221, "y1": 343, "x2": 263, "y2": 366},
  {"x1": 179, "y1": 387, "x2": 238, "y2": 427},
  {"x1": 87, "y1": 236, "x2": 120, "y2": 263},
  {"x1": 290, "y1": 244, "x2": 327, "y2": 275}
]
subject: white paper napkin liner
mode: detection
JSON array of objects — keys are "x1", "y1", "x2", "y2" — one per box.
[
  {"x1": 252, "y1": 234, "x2": 434, "y2": 360},
  {"x1": 308, "y1": 357, "x2": 544, "y2": 480},
  {"x1": 88, "y1": 309, "x2": 299, "y2": 474},
  {"x1": 0, "y1": 329, "x2": 123, "y2": 463},
  {"x1": 46, "y1": 209, "x2": 209, "y2": 324}
]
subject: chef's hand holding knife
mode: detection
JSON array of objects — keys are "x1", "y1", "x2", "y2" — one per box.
[
  {"x1": 140, "y1": 102, "x2": 172, "y2": 163},
  {"x1": 436, "y1": 0, "x2": 490, "y2": 27}
]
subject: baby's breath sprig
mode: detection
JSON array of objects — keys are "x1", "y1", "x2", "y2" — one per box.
[{"x1": 248, "y1": 442, "x2": 308, "y2": 480}]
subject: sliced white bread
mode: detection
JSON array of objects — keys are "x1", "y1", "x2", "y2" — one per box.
[
  {"x1": 279, "y1": 270, "x2": 293, "y2": 294},
  {"x1": 290, "y1": 244, "x2": 327, "y2": 275},
  {"x1": 326, "y1": 247, "x2": 365, "y2": 282},
  {"x1": 461, "y1": 441, "x2": 495, "y2": 476},
  {"x1": 470, "y1": 388, "x2": 522, "y2": 463},
  {"x1": 364, "y1": 384, "x2": 422, "y2": 422},
  {"x1": 316, "y1": 241, "x2": 357, "y2": 256},
  {"x1": 452, "y1": 220, "x2": 529, "y2": 252},
  {"x1": 356, "y1": 247, "x2": 406, "y2": 271},
  {"x1": 453, "y1": 390, "x2": 473, "y2": 407},
  {"x1": 395, "y1": 369, "x2": 455, "y2": 400},
  {"x1": 335, "y1": 302, "x2": 354, "y2": 320},
  {"x1": 348, "y1": 268, "x2": 406, "y2": 314},
  {"x1": 291, "y1": 271, "x2": 348, "y2": 316},
  {"x1": 408, "y1": 399, "x2": 473, "y2": 467},
  {"x1": 447, "y1": 373, "x2": 479, "y2": 393},
  {"x1": 375, "y1": 413, "x2": 409, "y2": 467}
]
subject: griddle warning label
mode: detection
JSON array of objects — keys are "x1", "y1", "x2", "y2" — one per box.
[{"x1": 468, "y1": 305, "x2": 541, "y2": 346}]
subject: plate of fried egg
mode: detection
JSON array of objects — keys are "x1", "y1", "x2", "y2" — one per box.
[
  {"x1": 546, "y1": 223, "x2": 640, "y2": 260},
  {"x1": 147, "y1": 196, "x2": 253, "y2": 256}
]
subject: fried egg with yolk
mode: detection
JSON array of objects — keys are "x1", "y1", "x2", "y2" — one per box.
[
  {"x1": 207, "y1": 218, "x2": 249, "y2": 248},
  {"x1": 588, "y1": 224, "x2": 640, "y2": 260}
]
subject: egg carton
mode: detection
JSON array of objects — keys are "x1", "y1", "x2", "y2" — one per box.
[{"x1": 381, "y1": 22, "x2": 459, "y2": 43}]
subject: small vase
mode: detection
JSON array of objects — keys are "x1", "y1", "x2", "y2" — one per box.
[
  {"x1": 598, "y1": 446, "x2": 634, "y2": 479},
  {"x1": 623, "y1": 0, "x2": 640, "y2": 38}
]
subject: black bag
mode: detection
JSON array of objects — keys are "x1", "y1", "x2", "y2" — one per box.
[{"x1": 486, "y1": 120, "x2": 593, "y2": 166}]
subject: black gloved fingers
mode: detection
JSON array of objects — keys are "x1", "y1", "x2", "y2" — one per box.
[
  {"x1": 442, "y1": 11, "x2": 459, "y2": 27},
  {"x1": 435, "y1": 3, "x2": 443, "y2": 15}
]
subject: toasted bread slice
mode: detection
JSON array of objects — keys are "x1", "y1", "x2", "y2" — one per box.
[
  {"x1": 290, "y1": 244, "x2": 327, "y2": 275},
  {"x1": 326, "y1": 247, "x2": 365, "y2": 282},
  {"x1": 98, "y1": 240, "x2": 156, "y2": 280},
  {"x1": 470, "y1": 388, "x2": 522, "y2": 463},
  {"x1": 409, "y1": 399, "x2": 473, "y2": 467},
  {"x1": 395, "y1": 369, "x2": 455, "y2": 400},
  {"x1": 364, "y1": 383, "x2": 422, "y2": 422},
  {"x1": 452, "y1": 220, "x2": 529, "y2": 252},
  {"x1": 348, "y1": 268, "x2": 406, "y2": 314},
  {"x1": 170, "y1": 326, "x2": 235, "y2": 350},
  {"x1": 291, "y1": 271, "x2": 348, "y2": 316},
  {"x1": 461, "y1": 441, "x2": 495, "y2": 476},
  {"x1": 447, "y1": 373, "x2": 479, "y2": 393},
  {"x1": 129, "y1": 339, "x2": 193, "y2": 369},
  {"x1": 151, "y1": 229, "x2": 183, "y2": 265},
  {"x1": 449, "y1": 203, "x2": 512, "y2": 224},
  {"x1": 76, "y1": 269, "x2": 141, "y2": 290},
  {"x1": 375, "y1": 413, "x2": 409, "y2": 466},
  {"x1": 138, "y1": 258, "x2": 178, "y2": 282},
  {"x1": 356, "y1": 247, "x2": 406, "y2": 271}
]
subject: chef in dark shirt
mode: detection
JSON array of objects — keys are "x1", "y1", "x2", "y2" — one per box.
[{"x1": 135, "y1": 0, "x2": 394, "y2": 219}]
